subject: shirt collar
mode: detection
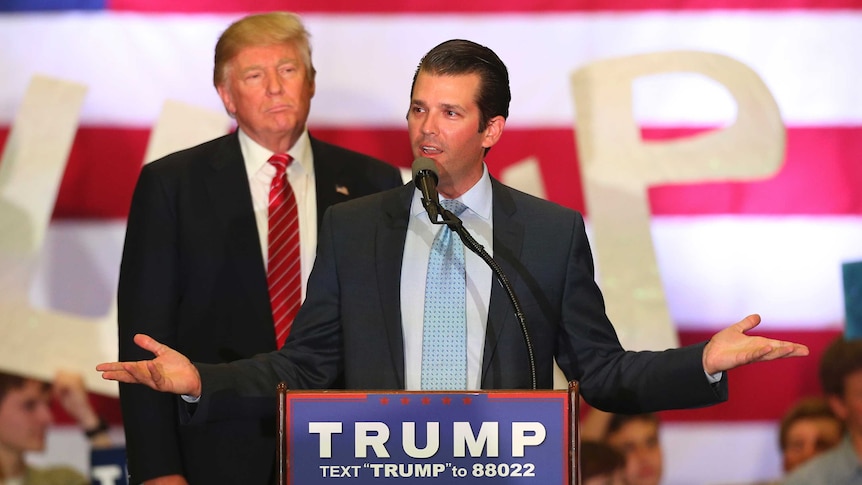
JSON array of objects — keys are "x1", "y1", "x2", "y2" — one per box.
[
  {"x1": 411, "y1": 163, "x2": 492, "y2": 221},
  {"x1": 238, "y1": 127, "x2": 313, "y2": 178}
]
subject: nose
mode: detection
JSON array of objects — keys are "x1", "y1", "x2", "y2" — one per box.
[
  {"x1": 266, "y1": 73, "x2": 284, "y2": 95},
  {"x1": 36, "y1": 402, "x2": 53, "y2": 425},
  {"x1": 420, "y1": 114, "x2": 436, "y2": 135}
]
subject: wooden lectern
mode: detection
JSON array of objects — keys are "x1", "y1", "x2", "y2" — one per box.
[{"x1": 277, "y1": 382, "x2": 580, "y2": 485}]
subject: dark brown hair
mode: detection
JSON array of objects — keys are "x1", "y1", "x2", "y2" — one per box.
[
  {"x1": 605, "y1": 412, "x2": 660, "y2": 437},
  {"x1": 819, "y1": 336, "x2": 862, "y2": 397},
  {"x1": 581, "y1": 439, "x2": 626, "y2": 479},
  {"x1": 411, "y1": 39, "x2": 511, "y2": 133},
  {"x1": 0, "y1": 371, "x2": 29, "y2": 403},
  {"x1": 778, "y1": 396, "x2": 844, "y2": 451}
]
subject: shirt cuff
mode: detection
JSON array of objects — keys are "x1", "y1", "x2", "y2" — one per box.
[
  {"x1": 181, "y1": 394, "x2": 201, "y2": 403},
  {"x1": 705, "y1": 370, "x2": 723, "y2": 384}
]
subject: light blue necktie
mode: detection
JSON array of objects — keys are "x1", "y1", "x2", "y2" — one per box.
[{"x1": 421, "y1": 199, "x2": 469, "y2": 390}]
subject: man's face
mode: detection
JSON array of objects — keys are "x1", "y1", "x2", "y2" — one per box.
[
  {"x1": 606, "y1": 419, "x2": 663, "y2": 485},
  {"x1": 782, "y1": 416, "x2": 844, "y2": 472},
  {"x1": 217, "y1": 42, "x2": 314, "y2": 152},
  {"x1": 0, "y1": 380, "x2": 53, "y2": 453},
  {"x1": 407, "y1": 71, "x2": 503, "y2": 199}
]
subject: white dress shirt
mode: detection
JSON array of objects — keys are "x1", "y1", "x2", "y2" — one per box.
[
  {"x1": 239, "y1": 128, "x2": 317, "y2": 301},
  {"x1": 400, "y1": 164, "x2": 494, "y2": 390}
]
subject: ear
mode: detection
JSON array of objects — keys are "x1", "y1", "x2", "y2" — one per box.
[
  {"x1": 481, "y1": 115, "x2": 506, "y2": 150},
  {"x1": 828, "y1": 394, "x2": 848, "y2": 421},
  {"x1": 308, "y1": 76, "x2": 316, "y2": 99},
  {"x1": 216, "y1": 84, "x2": 236, "y2": 116}
]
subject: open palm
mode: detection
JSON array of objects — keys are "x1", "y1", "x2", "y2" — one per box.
[{"x1": 96, "y1": 334, "x2": 202, "y2": 397}]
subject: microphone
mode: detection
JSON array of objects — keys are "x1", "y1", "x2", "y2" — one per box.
[{"x1": 412, "y1": 157, "x2": 442, "y2": 223}]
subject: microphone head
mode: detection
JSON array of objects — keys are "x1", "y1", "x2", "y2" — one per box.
[{"x1": 411, "y1": 157, "x2": 438, "y2": 184}]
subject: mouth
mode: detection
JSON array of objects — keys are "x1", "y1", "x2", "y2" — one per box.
[
  {"x1": 267, "y1": 104, "x2": 292, "y2": 113},
  {"x1": 419, "y1": 144, "x2": 442, "y2": 155}
]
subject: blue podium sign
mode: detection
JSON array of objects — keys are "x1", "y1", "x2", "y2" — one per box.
[
  {"x1": 281, "y1": 390, "x2": 573, "y2": 485},
  {"x1": 90, "y1": 446, "x2": 128, "y2": 485}
]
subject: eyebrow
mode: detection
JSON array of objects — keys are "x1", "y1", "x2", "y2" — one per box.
[
  {"x1": 440, "y1": 103, "x2": 464, "y2": 112},
  {"x1": 239, "y1": 58, "x2": 298, "y2": 73},
  {"x1": 411, "y1": 99, "x2": 465, "y2": 112}
]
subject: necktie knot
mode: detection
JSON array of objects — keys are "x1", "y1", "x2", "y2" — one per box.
[
  {"x1": 268, "y1": 154, "x2": 293, "y2": 207},
  {"x1": 440, "y1": 199, "x2": 467, "y2": 216},
  {"x1": 268, "y1": 153, "x2": 291, "y2": 177}
]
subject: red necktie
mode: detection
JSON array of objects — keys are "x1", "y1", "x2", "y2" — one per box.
[{"x1": 267, "y1": 153, "x2": 301, "y2": 348}]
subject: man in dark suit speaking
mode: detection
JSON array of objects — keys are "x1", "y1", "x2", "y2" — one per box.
[
  {"x1": 116, "y1": 12, "x2": 403, "y2": 485},
  {"x1": 104, "y1": 39, "x2": 807, "y2": 439}
]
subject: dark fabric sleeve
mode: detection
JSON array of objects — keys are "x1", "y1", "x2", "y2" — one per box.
[
  {"x1": 117, "y1": 164, "x2": 185, "y2": 482},
  {"x1": 553, "y1": 211, "x2": 728, "y2": 413}
]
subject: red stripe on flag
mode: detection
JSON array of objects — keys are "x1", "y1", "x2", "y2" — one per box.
[
  {"x1": 107, "y1": 0, "x2": 862, "y2": 13},
  {"x1": 55, "y1": 127, "x2": 149, "y2": 220},
  {"x1": 52, "y1": 393, "x2": 123, "y2": 426},
  {"x1": 1, "y1": 125, "x2": 860, "y2": 219},
  {"x1": 647, "y1": 126, "x2": 862, "y2": 215}
]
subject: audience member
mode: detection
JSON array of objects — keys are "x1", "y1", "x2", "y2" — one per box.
[
  {"x1": 117, "y1": 11, "x2": 402, "y2": 485},
  {"x1": 582, "y1": 439, "x2": 628, "y2": 485},
  {"x1": 778, "y1": 395, "x2": 844, "y2": 473},
  {"x1": 783, "y1": 336, "x2": 862, "y2": 484},
  {"x1": 605, "y1": 413, "x2": 663, "y2": 485},
  {"x1": 0, "y1": 371, "x2": 111, "y2": 484}
]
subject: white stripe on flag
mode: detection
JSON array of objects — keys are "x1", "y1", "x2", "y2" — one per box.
[
  {"x1": 30, "y1": 218, "x2": 860, "y2": 331},
  {"x1": 0, "y1": 12, "x2": 860, "y2": 126}
]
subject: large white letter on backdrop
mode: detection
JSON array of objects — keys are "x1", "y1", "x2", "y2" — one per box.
[
  {"x1": 571, "y1": 51, "x2": 785, "y2": 350},
  {"x1": 0, "y1": 76, "x2": 228, "y2": 396}
]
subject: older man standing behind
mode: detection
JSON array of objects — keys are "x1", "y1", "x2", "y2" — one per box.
[{"x1": 117, "y1": 12, "x2": 403, "y2": 485}]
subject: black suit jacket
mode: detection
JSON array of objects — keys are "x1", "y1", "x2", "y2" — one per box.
[
  {"x1": 117, "y1": 131, "x2": 403, "y2": 484},
  {"x1": 194, "y1": 179, "x2": 727, "y2": 425}
]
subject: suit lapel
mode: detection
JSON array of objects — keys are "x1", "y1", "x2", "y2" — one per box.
[
  {"x1": 204, "y1": 133, "x2": 274, "y2": 329},
  {"x1": 376, "y1": 185, "x2": 413, "y2": 388},
  {"x1": 482, "y1": 179, "x2": 525, "y2": 382},
  {"x1": 310, "y1": 136, "x2": 350, "y2": 227}
]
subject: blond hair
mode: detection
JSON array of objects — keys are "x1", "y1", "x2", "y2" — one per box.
[{"x1": 213, "y1": 11, "x2": 315, "y2": 87}]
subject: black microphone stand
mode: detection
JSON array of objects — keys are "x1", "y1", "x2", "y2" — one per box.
[{"x1": 435, "y1": 206, "x2": 537, "y2": 390}]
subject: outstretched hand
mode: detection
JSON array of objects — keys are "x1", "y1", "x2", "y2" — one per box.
[
  {"x1": 96, "y1": 334, "x2": 202, "y2": 398},
  {"x1": 703, "y1": 314, "x2": 809, "y2": 375}
]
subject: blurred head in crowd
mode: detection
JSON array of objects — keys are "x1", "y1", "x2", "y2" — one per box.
[
  {"x1": 581, "y1": 439, "x2": 627, "y2": 485},
  {"x1": 820, "y1": 337, "x2": 862, "y2": 439},
  {"x1": 0, "y1": 372, "x2": 52, "y2": 452},
  {"x1": 605, "y1": 413, "x2": 663, "y2": 485},
  {"x1": 0, "y1": 372, "x2": 53, "y2": 479},
  {"x1": 779, "y1": 396, "x2": 845, "y2": 472}
]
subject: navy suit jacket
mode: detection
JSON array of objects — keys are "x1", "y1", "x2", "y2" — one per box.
[
  {"x1": 117, "y1": 131, "x2": 403, "y2": 484},
  {"x1": 194, "y1": 179, "x2": 727, "y2": 425}
]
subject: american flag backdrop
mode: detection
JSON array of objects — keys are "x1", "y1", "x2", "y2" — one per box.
[{"x1": 1, "y1": 0, "x2": 860, "y2": 483}]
